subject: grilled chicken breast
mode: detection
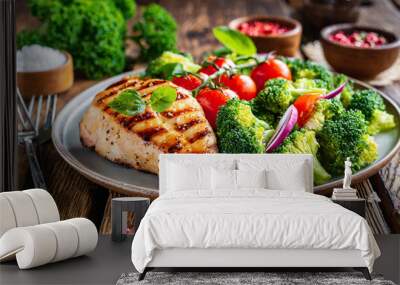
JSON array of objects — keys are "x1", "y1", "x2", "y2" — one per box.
[{"x1": 80, "y1": 77, "x2": 218, "y2": 174}]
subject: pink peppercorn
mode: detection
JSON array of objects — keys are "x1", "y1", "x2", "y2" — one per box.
[
  {"x1": 238, "y1": 21, "x2": 290, "y2": 37},
  {"x1": 329, "y1": 30, "x2": 387, "y2": 48}
]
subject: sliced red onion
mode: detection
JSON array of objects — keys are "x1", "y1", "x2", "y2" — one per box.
[
  {"x1": 266, "y1": 105, "x2": 298, "y2": 153},
  {"x1": 320, "y1": 81, "x2": 347, "y2": 99}
]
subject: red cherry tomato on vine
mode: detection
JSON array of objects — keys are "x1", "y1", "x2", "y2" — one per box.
[
  {"x1": 196, "y1": 87, "x2": 237, "y2": 129},
  {"x1": 293, "y1": 94, "x2": 320, "y2": 127},
  {"x1": 250, "y1": 58, "x2": 292, "y2": 91},
  {"x1": 172, "y1": 74, "x2": 202, "y2": 91},
  {"x1": 218, "y1": 74, "x2": 257, "y2": 101},
  {"x1": 199, "y1": 56, "x2": 235, "y2": 76}
]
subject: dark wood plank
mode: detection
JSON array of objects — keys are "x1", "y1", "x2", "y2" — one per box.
[{"x1": 370, "y1": 174, "x2": 400, "y2": 233}]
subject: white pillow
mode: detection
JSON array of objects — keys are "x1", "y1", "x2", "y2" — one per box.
[
  {"x1": 212, "y1": 168, "x2": 237, "y2": 190},
  {"x1": 266, "y1": 168, "x2": 307, "y2": 192},
  {"x1": 167, "y1": 163, "x2": 212, "y2": 192},
  {"x1": 212, "y1": 169, "x2": 268, "y2": 191},
  {"x1": 236, "y1": 169, "x2": 267, "y2": 189},
  {"x1": 237, "y1": 158, "x2": 310, "y2": 192}
]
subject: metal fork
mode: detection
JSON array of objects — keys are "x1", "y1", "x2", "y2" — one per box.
[
  {"x1": 17, "y1": 90, "x2": 58, "y2": 189},
  {"x1": 27, "y1": 94, "x2": 57, "y2": 144}
]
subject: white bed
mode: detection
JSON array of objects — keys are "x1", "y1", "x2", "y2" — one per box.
[{"x1": 131, "y1": 154, "x2": 380, "y2": 281}]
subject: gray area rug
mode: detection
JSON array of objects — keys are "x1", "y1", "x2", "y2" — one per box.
[{"x1": 117, "y1": 272, "x2": 395, "y2": 285}]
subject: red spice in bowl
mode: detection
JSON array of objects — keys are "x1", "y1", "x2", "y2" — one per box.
[
  {"x1": 237, "y1": 21, "x2": 290, "y2": 37},
  {"x1": 329, "y1": 31, "x2": 387, "y2": 48}
]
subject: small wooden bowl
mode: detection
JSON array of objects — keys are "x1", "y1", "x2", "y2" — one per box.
[
  {"x1": 17, "y1": 51, "x2": 74, "y2": 98},
  {"x1": 321, "y1": 24, "x2": 400, "y2": 79},
  {"x1": 299, "y1": 0, "x2": 361, "y2": 31},
  {"x1": 229, "y1": 16, "x2": 302, "y2": 57}
]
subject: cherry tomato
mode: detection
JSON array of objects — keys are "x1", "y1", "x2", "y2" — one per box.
[
  {"x1": 196, "y1": 87, "x2": 237, "y2": 129},
  {"x1": 199, "y1": 56, "x2": 235, "y2": 76},
  {"x1": 172, "y1": 74, "x2": 202, "y2": 91},
  {"x1": 250, "y1": 58, "x2": 292, "y2": 91},
  {"x1": 218, "y1": 74, "x2": 257, "y2": 101},
  {"x1": 293, "y1": 94, "x2": 320, "y2": 127}
]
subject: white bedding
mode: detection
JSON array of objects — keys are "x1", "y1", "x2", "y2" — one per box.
[{"x1": 131, "y1": 190, "x2": 380, "y2": 273}]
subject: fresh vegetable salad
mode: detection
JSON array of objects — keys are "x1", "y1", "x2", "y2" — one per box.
[{"x1": 142, "y1": 26, "x2": 396, "y2": 186}]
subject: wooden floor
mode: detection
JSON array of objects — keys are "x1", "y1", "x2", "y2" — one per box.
[{"x1": 15, "y1": 0, "x2": 400, "y2": 234}]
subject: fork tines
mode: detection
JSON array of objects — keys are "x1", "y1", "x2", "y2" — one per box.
[{"x1": 28, "y1": 94, "x2": 58, "y2": 133}]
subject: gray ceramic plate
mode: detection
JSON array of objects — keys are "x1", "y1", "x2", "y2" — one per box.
[{"x1": 52, "y1": 71, "x2": 400, "y2": 196}]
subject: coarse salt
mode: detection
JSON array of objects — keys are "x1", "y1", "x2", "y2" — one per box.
[{"x1": 17, "y1": 44, "x2": 66, "y2": 72}]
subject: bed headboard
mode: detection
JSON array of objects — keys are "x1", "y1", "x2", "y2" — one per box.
[{"x1": 159, "y1": 154, "x2": 314, "y2": 195}]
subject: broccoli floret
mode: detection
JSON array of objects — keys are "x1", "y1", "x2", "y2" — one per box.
[
  {"x1": 318, "y1": 110, "x2": 378, "y2": 175},
  {"x1": 322, "y1": 98, "x2": 345, "y2": 120},
  {"x1": 113, "y1": 0, "x2": 136, "y2": 20},
  {"x1": 252, "y1": 78, "x2": 325, "y2": 116},
  {"x1": 145, "y1": 51, "x2": 201, "y2": 78},
  {"x1": 333, "y1": 74, "x2": 354, "y2": 108},
  {"x1": 303, "y1": 105, "x2": 325, "y2": 132},
  {"x1": 253, "y1": 78, "x2": 293, "y2": 115},
  {"x1": 349, "y1": 89, "x2": 395, "y2": 135},
  {"x1": 349, "y1": 89, "x2": 385, "y2": 119},
  {"x1": 216, "y1": 99, "x2": 273, "y2": 153},
  {"x1": 293, "y1": 78, "x2": 328, "y2": 91},
  {"x1": 17, "y1": 0, "x2": 129, "y2": 79},
  {"x1": 359, "y1": 134, "x2": 379, "y2": 167},
  {"x1": 254, "y1": 111, "x2": 278, "y2": 128},
  {"x1": 284, "y1": 58, "x2": 334, "y2": 89},
  {"x1": 302, "y1": 99, "x2": 345, "y2": 132},
  {"x1": 132, "y1": 4, "x2": 177, "y2": 61},
  {"x1": 275, "y1": 129, "x2": 331, "y2": 185},
  {"x1": 368, "y1": 110, "x2": 396, "y2": 135}
]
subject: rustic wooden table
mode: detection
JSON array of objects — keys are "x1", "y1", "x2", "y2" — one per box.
[{"x1": 16, "y1": 0, "x2": 400, "y2": 234}]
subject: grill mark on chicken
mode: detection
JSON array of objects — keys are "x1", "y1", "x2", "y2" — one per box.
[
  {"x1": 104, "y1": 106, "x2": 122, "y2": 118},
  {"x1": 99, "y1": 78, "x2": 167, "y2": 103},
  {"x1": 105, "y1": 78, "x2": 130, "y2": 90},
  {"x1": 168, "y1": 142, "x2": 183, "y2": 153},
  {"x1": 104, "y1": 106, "x2": 119, "y2": 117},
  {"x1": 136, "y1": 79, "x2": 166, "y2": 92},
  {"x1": 103, "y1": 104, "x2": 156, "y2": 129},
  {"x1": 161, "y1": 108, "x2": 195, "y2": 119},
  {"x1": 130, "y1": 111, "x2": 155, "y2": 123},
  {"x1": 136, "y1": 127, "x2": 167, "y2": 141},
  {"x1": 117, "y1": 116, "x2": 134, "y2": 128},
  {"x1": 176, "y1": 92, "x2": 189, "y2": 101},
  {"x1": 99, "y1": 81, "x2": 141, "y2": 102},
  {"x1": 188, "y1": 129, "x2": 211, "y2": 143},
  {"x1": 175, "y1": 119, "x2": 202, "y2": 132},
  {"x1": 121, "y1": 112, "x2": 156, "y2": 129}
]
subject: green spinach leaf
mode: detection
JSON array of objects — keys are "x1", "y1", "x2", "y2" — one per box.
[{"x1": 212, "y1": 26, "x2": 256, "y2": 56}]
